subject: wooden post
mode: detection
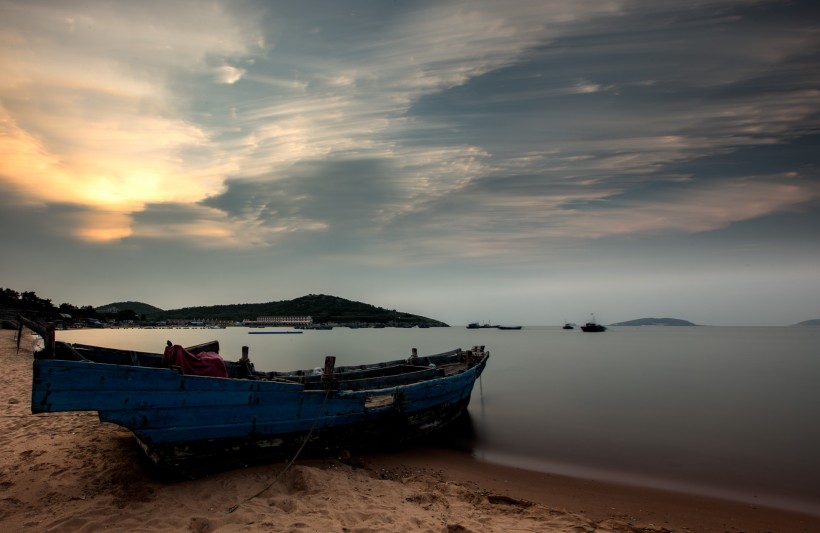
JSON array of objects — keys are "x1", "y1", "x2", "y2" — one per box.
[
  {"x1": 239, "y1": 346, "x2": 251, "y2": 378},
  {"x1": 16, "y1": 315, "x2": 49, "y2": 353},
  {"x1": 46, "y1": 324, "x2": 55, "y2": 356},
  {"x1": 322, "y1": 356, "x2": 336, "y2": 388},
  {"x1": 16, "y1": 321, "x2": 22, "y2": 353}
]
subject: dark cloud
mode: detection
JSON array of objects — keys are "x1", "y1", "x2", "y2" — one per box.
[
  {"x1": 202, "y1": 158, "x2": 404, "y2": 233},
  {"x1": 410, "y1": 0, "x2": 820, "y2": 154},
  {"x1": 130, "y1": 203, "x2": 216, "y2": 226}
]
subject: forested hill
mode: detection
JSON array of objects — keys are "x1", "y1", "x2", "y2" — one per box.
[
  {"x1": 96, "y1": 301, "x2": 163, "y2": 315},
  {"x1": 146, "y1": 294, "x2": 448, "y2": 326},
  {"x1": 610, "y1": 317, "x2": 698, "y2": 326}
]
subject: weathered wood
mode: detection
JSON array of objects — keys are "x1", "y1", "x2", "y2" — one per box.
[
  {"x1": 323, "y1": 356, "x2": 336, "y2": 375},
  {"x1": 238, "y1": 346, "x2": 252, "y2": 378},
  {"x1": 186, "y1": 340, "x2": 220, "y2": 354},
  {"x1": 16, "y1": 321, "x2": 22, "y2": 353},
  {"x1": 46, "y1": 324, "x2": 55, "y2": 356},
  {"x1": 16, "y1": 314, "x2": 48, "y2": 338},
  {"x1": 31, "y1": 341, "x2": 489, "y2": 474},
  {"x1": 321, "y1": 355, "x2": 336, "y2": 388},
  {"x1": 15, "y1": 315, "x2": 53, "y2": 355},
  {"x1": 64, "y1": 344, "x2": 89, "y2": 361}
]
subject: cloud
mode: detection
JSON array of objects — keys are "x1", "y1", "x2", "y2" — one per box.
[
  {"x1": 128, "y1": 202, "x2": 264, "y2": 248},
  {"x1": 560, "y1": 176, "x2": 819, "y2": 237},
  {"x1": 214, "y1": 65, "x2": 246, "y2": 85},
  {"x1": 2, "y1": 0, "x2": 819, "y2": 260},
  {"x1": 0, "y1": 0, "x2": 262, "y2": 240},
  {"x1": 200, "y1": 158, "x2": 406, "y2": 241},
  {"x1": 152, "y1": 1, "x2": 820, "y2": 264}
]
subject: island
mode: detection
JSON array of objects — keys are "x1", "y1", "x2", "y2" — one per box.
[
  {"x1": 609, "y1": 317, "x2": 698, "y2": 326},
  {"x1": 794, "y1": 319, "x2": 820, "y2": 326},
  {"x1": 0, "y1": 288, "x2": 449, "y2": 329}
]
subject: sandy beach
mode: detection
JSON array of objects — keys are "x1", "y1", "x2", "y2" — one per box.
[{"x1": 2, "y1": 329, "x2": 818, "y2": 532}]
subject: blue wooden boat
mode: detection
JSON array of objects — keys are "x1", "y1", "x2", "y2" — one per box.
[{"x1": 31, "y1": 340, "x2": 489, "y2": 474}]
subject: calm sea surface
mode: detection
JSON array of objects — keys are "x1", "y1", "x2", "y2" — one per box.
[{"x1": 56, "y1": 326, "x2": 820, "y2": 515}]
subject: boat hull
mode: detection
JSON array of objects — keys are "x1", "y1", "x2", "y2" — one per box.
[
  {"x1": 31, "y1": 343, "x2": 488, "y2": 474},
  {"x1": 136, "y1": 395, "x2": 474, "y2": 474}
]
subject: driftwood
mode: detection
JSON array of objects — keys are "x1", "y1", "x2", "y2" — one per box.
[
  {"x1": 16, "y1": 315, "x2": 55, "y2": 355},
  {"x1": 16, "y1": 314, "x2": 49, "y2": 338}
]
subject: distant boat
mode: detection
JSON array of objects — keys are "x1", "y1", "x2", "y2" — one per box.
[
  {"x1": 467, "y1": 322, "x2": 519, "y2": 330},
  {"x1": 31, "y1": 339, "x2": 490, "y2": 474},
  {"x1": 580, "y1": 314, "x2": 607, "y2": 332},
  {"x1": 562, "y1": 323, "x2": 575, "y2": 330}
]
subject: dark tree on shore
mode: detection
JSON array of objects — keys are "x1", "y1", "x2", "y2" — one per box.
[
  {"x1": 1, "y1": 288, "x2": 55, "y2": 313},
  {"x1": 1, "y1": 288, "x2": 99, "y2": 320}
]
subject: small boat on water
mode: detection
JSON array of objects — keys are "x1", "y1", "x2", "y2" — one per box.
[
  {"x1": 580, "y1": 314, "x2": 607, "y2": 332},
  {"x1": 247, "y1": 330, "x2": 303, "y2": 334},
  {"x1": 467, "y1": 322, "x2": 521, "y2": 330},
  {"x1": 562, "y1": 323, "x2": 575, "y2": 330},
  {"x1": 31, "y1": 338, "x2": 489, "y2": 474}
]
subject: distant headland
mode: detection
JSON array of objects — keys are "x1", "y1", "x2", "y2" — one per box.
[
  {"x1": 100, "y1": 294, "x2": 449, "y2": 327},
  {"x1": 609, "y1": 317, "x2": 698, "y2": 326},
  {"x1": 0, "y1": 290, "x2": 448, "y2": 328}
]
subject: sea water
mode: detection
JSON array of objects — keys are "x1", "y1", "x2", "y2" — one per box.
[{"x1": 56, "y1": 325, "x2": 820, "y2": 515}]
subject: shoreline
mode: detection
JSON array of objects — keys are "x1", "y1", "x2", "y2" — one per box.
[
  {"x1": 3, "y1": 328, "x2": 819, "y2": 532},
  {"x1": 364, "y1": 447, "x2": 820, "y2": 532}
]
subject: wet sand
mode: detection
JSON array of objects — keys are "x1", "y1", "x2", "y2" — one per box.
[{"x1": 2, "y1": 329, "x2": 818, "y2": 532}]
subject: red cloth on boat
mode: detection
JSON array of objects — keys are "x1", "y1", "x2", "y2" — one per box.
[{"x1": 162, "y1": 344, "x2": 228, "y2": 378}]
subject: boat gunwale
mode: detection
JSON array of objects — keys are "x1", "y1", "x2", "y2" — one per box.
[{"x1": 34, "y1": 342, "x2": 488, "y2": 392}]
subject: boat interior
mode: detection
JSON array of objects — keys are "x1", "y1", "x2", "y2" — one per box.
[{"x1": 42, "y1": 341, "x2": 488, "y2": 391}]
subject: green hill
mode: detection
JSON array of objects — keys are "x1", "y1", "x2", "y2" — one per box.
[
  {"x1": 610, "y1": 317, "x2": 698, "y2": 326},
  {"x1": 96, "y1": 301, "x2": 164, "y2": 315},
  {"x1": 149, "y1": 294, "x2": 448, "y2": 326}
]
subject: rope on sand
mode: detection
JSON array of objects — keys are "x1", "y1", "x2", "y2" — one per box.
[{"x1": 227, "y1": 385, "x2": 334, "y2": 514}]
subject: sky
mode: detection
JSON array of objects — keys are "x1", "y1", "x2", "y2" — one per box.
[{"x1": 1, "y1": 0, "x2": 819, "y2": 326}]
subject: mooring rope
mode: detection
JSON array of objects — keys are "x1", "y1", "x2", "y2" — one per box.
[{"x1": 227, "y1": 385, "x2": 334, "y2": 513}]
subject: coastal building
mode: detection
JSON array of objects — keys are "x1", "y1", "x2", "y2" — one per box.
[{"x1": 244, "y1": 316, "x2": 313, "y2": 327}]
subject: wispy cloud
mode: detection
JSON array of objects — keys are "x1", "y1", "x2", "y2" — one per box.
[
  {"x1": 1, "y1": 0, "x2": 818, "y2": 260},
  {"x1": 214, "y1": 65, "x2": 247, "y2": 85},
  {"x1": 0, "y1": 0, "x2": 263, "y2": 239}
]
